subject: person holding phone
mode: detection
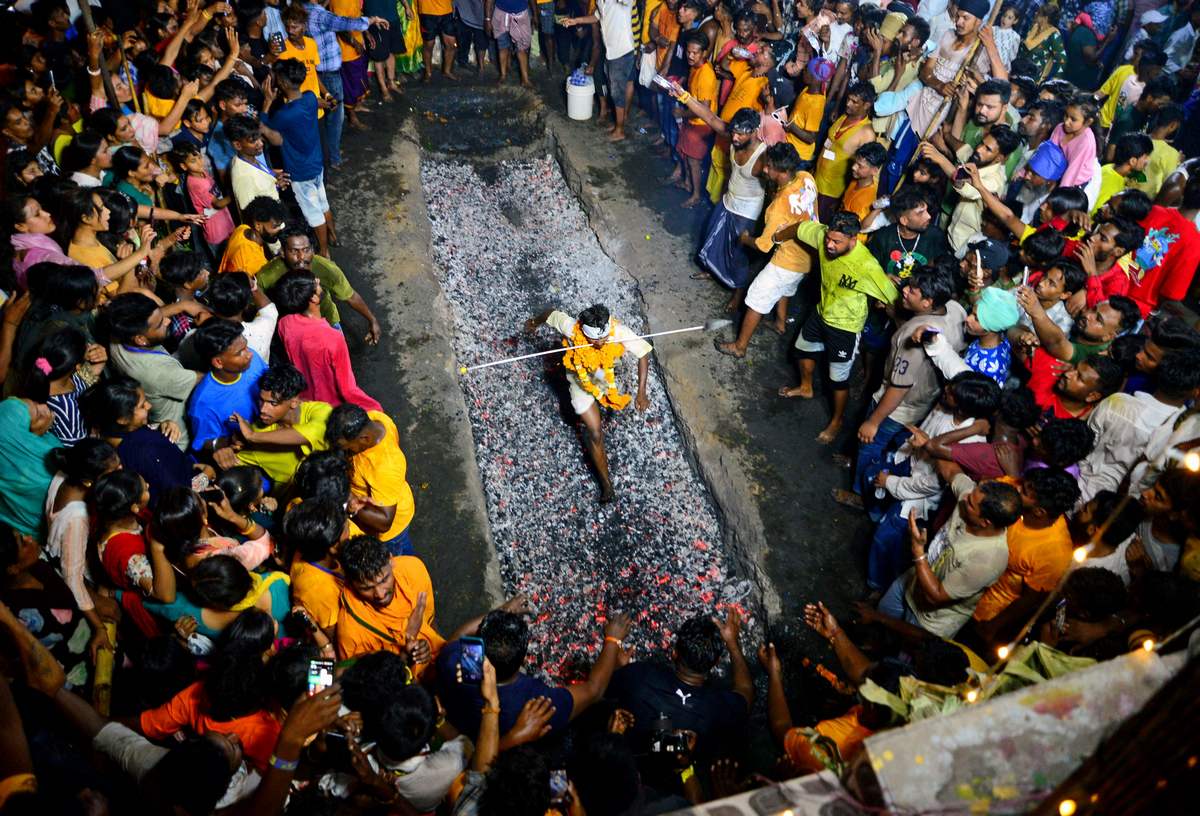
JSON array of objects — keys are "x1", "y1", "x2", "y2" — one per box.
[{"x1": 435, "y1": 600, "x2": 633, "y2": 742}]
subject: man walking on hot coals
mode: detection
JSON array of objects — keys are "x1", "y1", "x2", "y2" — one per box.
[{"x1": 525, "y1": 304, "x2": 652, "y2": 503}]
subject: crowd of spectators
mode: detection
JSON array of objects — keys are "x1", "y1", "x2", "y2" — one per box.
[{"x1": 0, "y1": 1, "x2": 1198, "y2": 815}]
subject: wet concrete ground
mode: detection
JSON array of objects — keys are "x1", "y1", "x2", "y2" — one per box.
[{"x1": 324, "y1": 69, "x2": 876, "y2": 719}]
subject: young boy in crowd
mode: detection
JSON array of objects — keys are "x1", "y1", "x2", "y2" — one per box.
[
  {"x1": 1093, "y1": 133, "x2": 1153, "y2": 215},
  {"x1": 187, "y1": 318, "x2": 269, "y2": 455},
  {"x1": 841, "y1": 141, "x2": 886, "y2": 221},
  {"x1": 227, "y1": 113, "x2": 289, "y2": 211},
  {"x1": 840, "y1": 266, "x2": 966, "y2": 507},
  {"x1": 260, "y1": 59, "x2": 335, "y2": 258},
  {"x1": 1014, "y1": 257, "x2": 1086, "y2": 339},
  {"x1": 171, "y1": 99, "x2": 215, "y2": 152}
]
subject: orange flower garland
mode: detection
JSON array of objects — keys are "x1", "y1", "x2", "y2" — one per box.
[{"x1": 563, "y1": 321, "x2": 631, "y2": 410}]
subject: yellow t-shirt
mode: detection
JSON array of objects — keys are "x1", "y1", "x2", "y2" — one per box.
[
  {"x1": 219, "y1": 224, "x2": 269, "y2": 276},
  {"x1": 143, "y1": 91, "x2": 176, "y2": 120},
  {"x1": 787, "y1": 90, "x2": 824, "y2": 161},
  {"x1": 754, "y1": 172, "x2": 818, "y2": 274},
  {"x1": 237, "y1": 401, "x2": 333, "y2": 486},
  {"x1": 974, "y1": 516, "x2": 1072, "y2": 622},
  {"x1": 718, "y1": 73, "x2": 767, "y2": 121},
  {"x1": 1097, "y1": 64, "x2": 1136, "y2": 129},
  {"x1": 350, "y1": 411, "x2": 416, "y2": 541},
  {"x1": 1091, "y1": 164, "x2": 1129, "y2": 216},
  {"x1": 643, "y1": 0, "x2": 664, "y2": 44},
  {"x1": 331, "y1": 0, "x2": 365, "y2": 63},
  {"x1": 290, "y1": 560, "x2": 343, "y2": 630},
  {"x1": 279, "y1": 36, "x2": 325, "y2": 119},
  {"x1": 1133, "y1": 139, "x2": 1180, "y2": 199}
]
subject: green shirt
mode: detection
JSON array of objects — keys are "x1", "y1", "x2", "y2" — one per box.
[
  {"x1": 1070, "y1": 338, "x2": 1110, "y2": 365},
  {"x1": 256, "y1": 255, "x2": 357, "y2": 326},
  {"x1": 237, "y1": 401, "x2": 333, "y2": 485},
  {"x1": 794, "y1": 221, "x2": 897, "y2": 334}
]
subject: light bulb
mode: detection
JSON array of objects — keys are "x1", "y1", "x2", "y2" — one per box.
[
  {"x1": 965, "y1": 689, "x2": 978, "y2": 703},
  {"x1": 1073, "y1": 546, "x2": 1089, "y2": 563},
  {"x1": 1142, "y1": 638, "x2": 1155, "y2": 652},
  {"x1": 997, "y1": 645, "x2": 1010, "y2": 660},
  {"x1": 1058, "y1": 799, "x2": 1077, "y2": 816},
  {"x1": 1185, "y1": 450, "x2": 1200, "y2": 472}
]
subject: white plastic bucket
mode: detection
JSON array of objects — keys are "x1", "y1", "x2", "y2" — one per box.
[{"x1": 566, "y1": 76, "x2": 594, "y2": 121}]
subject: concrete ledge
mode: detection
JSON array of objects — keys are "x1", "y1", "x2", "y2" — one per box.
[{"x1": 327, "y1": 116, "x2": 502, "y2": 629}]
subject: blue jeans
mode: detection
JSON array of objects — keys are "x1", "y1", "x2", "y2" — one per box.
[
  {"x1": 382, "y1": 527, "x2": 414, "y2": 556},
  {"x1": 318, "y1": 69, "x2": 345, "y2": 166},
  {"x1": 868, "y1": 504, "x2": 912, "y2": 591},
  {"x1": 854, "y1": 407, "x2": 911, "y2": 502},
  {"x1": 878, "y1": 574, "x2": 920, "y2": 625}
]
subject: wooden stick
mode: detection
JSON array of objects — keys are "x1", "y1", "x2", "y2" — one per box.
[
  {"x1": 76, "y1": 2, "x2": 120, "y2": 110},
  {"x1": 890, "y1": 3, "x2": 1006, "y2": 193}
]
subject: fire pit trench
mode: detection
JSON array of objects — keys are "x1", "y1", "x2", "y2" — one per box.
[{"x1": 420, "y1": 119, "x2": 754, "y2": 679}]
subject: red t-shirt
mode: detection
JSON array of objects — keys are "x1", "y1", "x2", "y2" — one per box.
[
  {"x1": 1027, "y1": 348, "x2": 1093, "y2": 420},
  {"x1": 1127, "y1": 205, "x2": 1200, "y2": 316}
]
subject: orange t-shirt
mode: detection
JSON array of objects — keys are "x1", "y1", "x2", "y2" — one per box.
[
  {"x1": 974, "y1": 515, "x2": 1072, "y2": 622},
  {"x1": 219, "y1": 224, "x2": 269, "y2": 275},
  {"x1": 783, "y1": 707, "x2": 873, "y2": 773},
  {"x1": 278, "y1": 36, "x2": 324, "y2": 119},
  {"x1": 719, "y1": 73, "x2": 767, "y2": 122},
  {"x1": 687, "y1": 62, "x2": 719, "y2": 126},
  {"x1": 842, "y1": 178, "x2": 878, "y2": 221},
  {"x1": 139, "y1": 681, "x2": 281, "y2": 772},
  {"x1": 331, "y1": 0, "x2": 365, "y2": 63},
  {"x1": 336, "y1": 556, "x2": 445, "y2": 675},
  {"x1": 787, "y1": 90, "x2": 825, "y2": 162}
]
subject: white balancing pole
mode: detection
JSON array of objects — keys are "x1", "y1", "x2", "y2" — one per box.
[{"x1": 460, "y1": 324, "x2": 713, "y2": 373}]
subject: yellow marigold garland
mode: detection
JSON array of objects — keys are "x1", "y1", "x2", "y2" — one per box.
[{"x1": 563, "y1": 321, "x2": 631, "y2": 410}]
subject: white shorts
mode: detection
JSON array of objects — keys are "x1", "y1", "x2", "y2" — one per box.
[
  {"x1": 744, "y1": 262, "x2": 806, "y2": 315},
  {"x1": 567, "y1": 369, "x2": 614, "y2": 414},
  {"x1": 292, "y1": 173, "x2": 330, "y2": 228}
]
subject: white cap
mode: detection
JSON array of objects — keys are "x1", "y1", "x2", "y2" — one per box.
[{"x1": 1141, "y1": 9, "x2": 1169, "y2": 24}]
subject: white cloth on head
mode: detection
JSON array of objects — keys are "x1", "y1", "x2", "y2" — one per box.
[{"x1": 545, "y1": 310, "x2": 652, "y2": 414}]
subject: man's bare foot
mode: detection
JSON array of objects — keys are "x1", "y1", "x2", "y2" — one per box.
[
  {"x1": 778, "y1": 384, "x2": 814, "y2": 398},
  {"x1": 444, "y1": 69, "x2": 459, "y2": 80},
  {"x1": 520, "y1": 78, "x2": 533, "y2": 88},
  {"x1": 608, "y1": 130, "x2": 626, "y2": 142},
  {"x1": 380, "y1": 91, "x2": 393, "y2": 103},
  {"x1": 680, "y1": 196, "x2": 702, "y2": 208},
  {"x1": 715, "y1": 339, "x2": 746, "y2": 358},
  {"x1": 816, "y1": 422, "x2": 843, "y2": 444},
  {"x1": 348, "y1": 117, "x2": 368, "y2": 131},
  {"x1": 662, "y1": 171, "x2": 683, "y2": 185},
  {"x1": 830, "y1": 488, "x2": 863, "y2": 508},
  {"x1": 723, "y1": 297, "x2": 740, "y2": 313},
  {"x1": 422, "y1": 71, "x2": 432, "y2": 82},
  {"x1": 768, "y1": 320, "x2": 787, "y2": 336}
]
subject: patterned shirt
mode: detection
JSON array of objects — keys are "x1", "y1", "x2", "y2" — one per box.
[
  {"x1": 963, "y1": 337, "x2": 1011, "y2": 386},
  {"x1": 304, "y1": 2, "x2": 371, "y2": 72}
]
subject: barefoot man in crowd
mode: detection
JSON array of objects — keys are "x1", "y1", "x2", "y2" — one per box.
[
  {"x1": 774, "y1": 211, "x2": 897, "y2": 444},
  {"x1": 525, "y1": 304, "x2": 652, "y2": 503}
]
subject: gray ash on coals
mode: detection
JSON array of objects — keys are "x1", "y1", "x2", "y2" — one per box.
[{"x1": 421, "y1": 157, "x2": 753, "y2": 679}]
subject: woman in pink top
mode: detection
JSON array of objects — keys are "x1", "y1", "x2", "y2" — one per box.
[
  {"x1": 3, "y1": 196, "x2": 101, "y2": 291},
  {"x1": 1050, "y1": 95, "x2": 1100, "y2": 189},
  {"x1": 154, "y1": 486, "x2": 273, "y2": 573}
]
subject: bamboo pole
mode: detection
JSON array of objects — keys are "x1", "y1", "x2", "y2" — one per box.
[
  {"x1": 890, "y1": 2, "x2": 1006, "y2": 193},
  {"x1": 76, "y1": 1, "x2": 120, "y2": 110}
]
